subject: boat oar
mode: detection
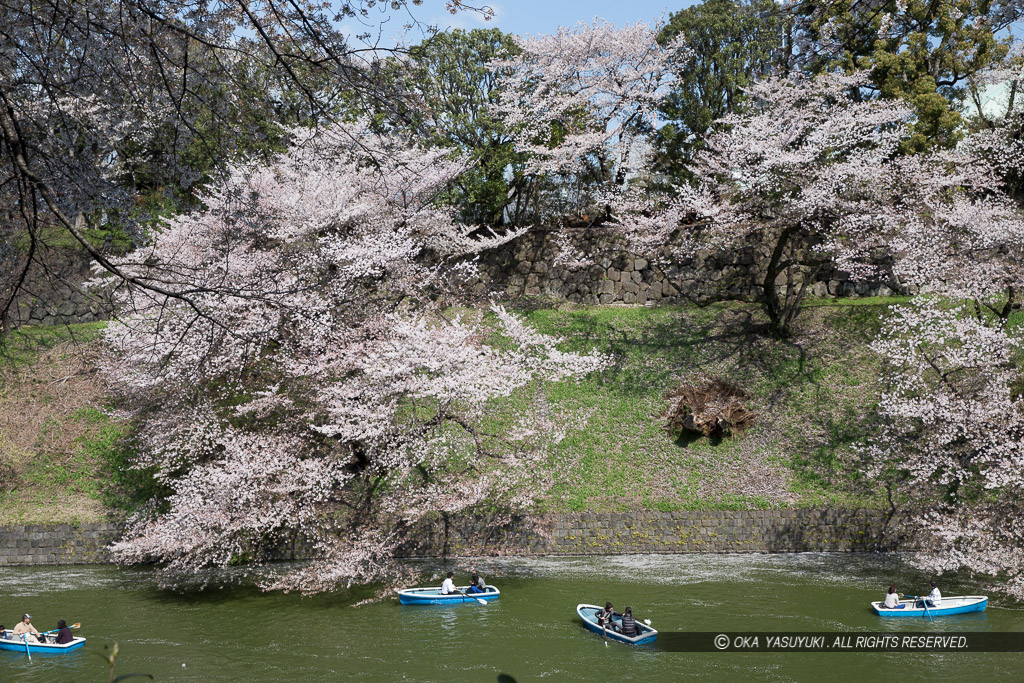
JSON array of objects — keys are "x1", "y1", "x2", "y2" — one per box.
[
  {"x1": 23, "y1": 634, "x2": 31, "y2": 661},
  {"x1": 457, "y1": 590, "x2": 486, "y2": 606},
  {"x1": 41, "y1": 622, "x2": 82, "y2": 636},
  {"x1": 906, "y1": 595, "x2": 934, "y2": 621}
]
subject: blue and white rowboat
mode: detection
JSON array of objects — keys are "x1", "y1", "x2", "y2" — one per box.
[
  {"x1": 872, "y1": 595, "x2": 988, "y2": 617},
  {"x1": 0, "y1": 633, "x2": 86, "y2": 654},
  {"x1": 397, "y1": 585, "x2": 500, "y2": 605},
  {"x1": 576, "y1": 603, "x2": 657, "y2": 645}
]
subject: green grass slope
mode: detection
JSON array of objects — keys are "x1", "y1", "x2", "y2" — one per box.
[
  {"x1": 0, "y1": 298, "x2": 905, "y2": 523},
  {"x1": 507, "y1": 298, "x2": 906, "y2": 512}
]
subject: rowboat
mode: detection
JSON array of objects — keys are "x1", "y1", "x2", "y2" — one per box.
[
  {"x1": 0, "y1": 632, "x2": 86, "y2": 654},
  {"x1": 396, "y1": 585, "x2": 500, "y2": 605},
  {"x1": 871, "y1": 595, "x2": 988, "y2": 617},
  {"x1": 576, "y1": 603, "x2": 657, "y2": 645}
]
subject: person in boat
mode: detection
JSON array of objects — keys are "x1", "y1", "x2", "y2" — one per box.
[
  {"x1": 0, "y1": 625, "x2": 7, "y2": 640},
  {"x1": 596, "y1": 601, "x2": 619, "y2": 632},
  {"x1": 13, "y1": 614, "x2": 41, "y2": 643},
  {"x1": 883, "y1": 585, "x2": 904, "y2": 609},
  {"x1": 54, "y1": 620, "x2": 74, "y2": 645},
  {"x1": 620, "y1": 606, "x2": 639, "y2": 638},
  {"x1": 467, "y1": 571, "x2": 486, "y2": 594},
  {"x1": 918, "y1": 579, "x2": 941, "y2": 608},
  {"x1": 440, "y1": 571, "x2": 457, "y2": 595}
]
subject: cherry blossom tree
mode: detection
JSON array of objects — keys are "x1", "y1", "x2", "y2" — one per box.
[
  {"x1": 102, "y1": 122, "x2": 607, "y2": 592},
  {"x1": 963, "y1": 41, "x2": 1024, "y2": 197},
  {"x1": 618, "y1": 72, "x2": 913, "y2": 337},
  {"x1": 0, "y1": 0, "x2": 491, "y2": 335},
  {"x1": 491, "y1": 18, "x2": 682, "y2": 221},
  {"x1": 888, "y1": 154, "x2": 1024, "y2": 318},
  {"x1": 864, "y1": 298, "x2": 1024, "y2": 598},
  {"x1": 862, "y1": 69, "x2": 1024, "y2": 594}
]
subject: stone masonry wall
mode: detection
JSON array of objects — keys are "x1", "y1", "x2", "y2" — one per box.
[
  {"x1": 468, "y1": 228, "x2": 905, "y2": 305},
  {"x1": 397, "y1": 509, "x2": 897, "y2": 557},
  {"x1": 0, "y1": 522, "x2": 120, "y2": 566},
  {"x1": 11, "y1": 250, "x2": 114, "y2": 326},
  {"x1": 0, "y1": 510, "x2": 896, "y2": 566},
  {"x1": 9, "y1": 226, "x2": 904, "y2": 330}
]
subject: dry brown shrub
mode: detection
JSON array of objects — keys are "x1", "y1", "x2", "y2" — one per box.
[{"x1": 662, "y1": 375, "x2": 757, "y2": 439}]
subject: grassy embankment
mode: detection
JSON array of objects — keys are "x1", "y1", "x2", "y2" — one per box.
[
  {"x1": 0, "y1": 323, "x2": 133, "y2": 524},
  {"x1": 0, "y1": 298, "x2": 907, "y2": 524}
]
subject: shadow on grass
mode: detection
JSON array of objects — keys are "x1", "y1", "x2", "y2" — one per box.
[
  {"x1": 673, "y1": 431, "x2": 723, "y2": 449},
  {"x1": 527, "y1": 304, "x2": 820, "y2": 398}
]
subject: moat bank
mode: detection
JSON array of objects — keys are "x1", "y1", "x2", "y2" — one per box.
[{"x1": 0, "y1": 509, "x2": 896, "y2": 566}]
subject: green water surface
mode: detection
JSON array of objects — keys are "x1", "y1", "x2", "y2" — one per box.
[{"x1": 1, "y1": 554, "x2": 1022, "y2": 682}]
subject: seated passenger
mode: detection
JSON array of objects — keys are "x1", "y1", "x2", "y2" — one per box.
[
  {"x1": 467, "y1": 571, "x2": 486, "y2": 594},
  {"x1": 620, "y1": 606, "x2": 639, "y2": 638},
  {"x1": 883, "y1": 585, "x2": 903, "y2": 609},
  {"x1": 440, "y1": 571, "x2": 457, "y2": 595},
  {"x1": 55, "y1": 620, "x2": 74, "y2": 645}
]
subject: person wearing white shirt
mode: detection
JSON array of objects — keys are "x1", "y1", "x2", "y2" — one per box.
[
  {"x1": 883, "y1": 585, "x2": 902, "y2": 609},
  {"x1": 440, "y1": 571, "x2": 457, "y2": 595},
  {"x1": 923, "y1": 579, "x2": 941, "y2": 607}
]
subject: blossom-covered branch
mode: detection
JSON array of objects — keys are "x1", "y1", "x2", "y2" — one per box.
[
  {"x1": 104, "y1": 122, "x2": 607, "y2": 592},
  {"x1": 863, "y1": 299, "x2": 1024, "y2": 598}
]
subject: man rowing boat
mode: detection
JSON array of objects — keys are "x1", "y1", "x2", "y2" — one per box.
[
  {"x1": 12, "y1": 614, "x2": 41, "y2": 643},
  {"x1": 596, "y1": 602, "x2": 618, "y2": 632},
  {"x1": 918, "y1": 579, "x2": 941, "y2": 608}
]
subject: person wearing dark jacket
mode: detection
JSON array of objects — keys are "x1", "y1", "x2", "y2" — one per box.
[
  {"x1": 596, "y1": 601, "x2": 619, "y2": 632},
  {"x1": 54, "y1": 620, "x2": 74, "y2": 644},
  {"x1": 467, "y1": 571, "x2": 486, "y2": 594},
  {"x1": 620, "y1": 606, "x2": 638, "y2": 638}
]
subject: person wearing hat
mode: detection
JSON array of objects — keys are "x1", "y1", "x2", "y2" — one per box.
[{"x1": 12, "y1": 614, "x2": 41, "y2": 643}]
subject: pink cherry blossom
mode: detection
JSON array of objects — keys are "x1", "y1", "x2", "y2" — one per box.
[{"x1": 104, "y1": 121, "x2": 607, "y2": 592}]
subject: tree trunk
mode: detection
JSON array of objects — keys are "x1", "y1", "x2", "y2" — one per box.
[{"x1": 762, "y1": 226, "x2": 796, "y2": 338}]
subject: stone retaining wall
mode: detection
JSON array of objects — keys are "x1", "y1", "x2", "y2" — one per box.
[
  {"x1": 11, "y1": 250, "x2": 114, "y2": 327},
  {"x1": 469, "y1": 228, "x2": 905, "y2": 305},
  {"x1": 0, "y1": 510, "x2": 896, "y2": 566},
  {"x1": 397, "y1": 509, "x2": 895, "y2": 557},
  {"x1": 9, "y1": 227, "x2": 905, "y2": 330},
  {"x1": 0, "y1": 522, "x2": 120, "y2": 566}
]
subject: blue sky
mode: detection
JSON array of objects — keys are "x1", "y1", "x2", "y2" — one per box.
[
  {"x1": 422, "y1": 1, "x2": 699, "y2": 35},
  {"x1": 339, "y1": 1, "x2": 700, "y2": 46}
]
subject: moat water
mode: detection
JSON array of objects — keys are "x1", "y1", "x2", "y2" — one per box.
[{"x1": 2, "y1": 553, "x2": 1022, "y2": 682}]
